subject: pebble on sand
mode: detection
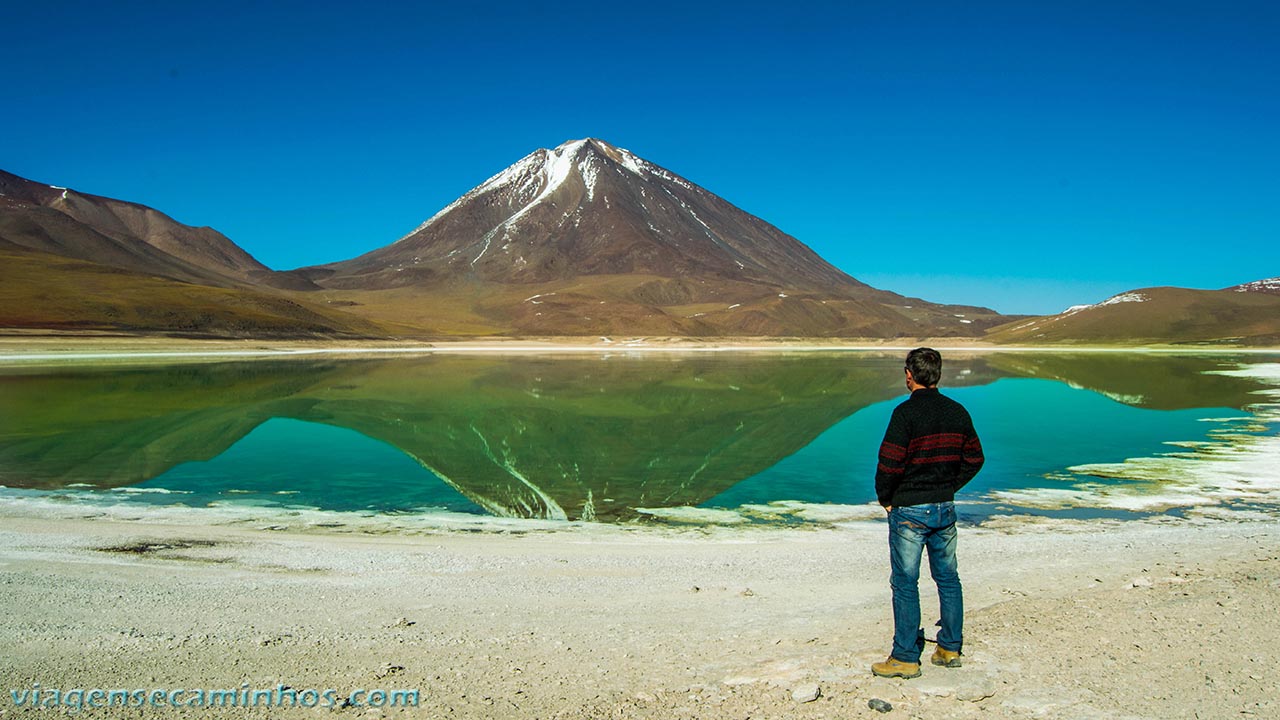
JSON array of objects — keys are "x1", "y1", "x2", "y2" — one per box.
[
  {"x1": 956, "y1": 677, "x2": 998, "y2": 702},
  {"x1": 792, "y1": 683, "x2": 821, "y2": 703},
  {"x1": 868, "y1": 697, "x2": 893, "y2": 713}
]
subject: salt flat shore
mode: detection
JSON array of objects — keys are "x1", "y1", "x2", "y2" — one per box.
[
  {"x1": 1, "y1": 508, "x2": 1276, "y2": 719},
  {"x1": 1, "y1": 334, "x2": 1278, "y2": 365}
]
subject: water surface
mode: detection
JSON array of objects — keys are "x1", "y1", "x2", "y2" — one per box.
[{"x1": 1, "y1": 352, "x2": 1276, "y2": 525}]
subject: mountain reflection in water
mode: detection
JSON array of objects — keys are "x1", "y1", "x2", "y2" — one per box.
[{"x1": 0, "y1": 352, "x2": 1270, "y2": 521}]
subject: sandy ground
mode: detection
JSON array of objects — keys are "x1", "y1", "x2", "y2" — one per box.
[{"x1": 1, "y1": 509, "x2": 1277, "y2": 719}]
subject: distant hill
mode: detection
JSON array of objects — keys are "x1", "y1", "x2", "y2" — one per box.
[
  {"x1": 0, "y1": 170, "x2": 377, "y2": 337},
  {"x1": 986, "y1": 282, "x2": 1280, "y2": 346},
  {"x1": 301, "y1": 138, "x2": 1008, "y2": 338}
]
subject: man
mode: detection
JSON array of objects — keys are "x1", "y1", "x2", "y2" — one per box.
[{"x1": 871, "y1": 347, "x2": 984, "y2": 679}]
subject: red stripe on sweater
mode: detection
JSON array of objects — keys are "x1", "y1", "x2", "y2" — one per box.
[
  {"x1": 907, "y1": 433, "x2": 967, "y2": 452},
  {"x1": 879, "y1": 443, "x2": 907, "y2": 460},
  {"x1": 908, "y1": 454, "x2": 963, "y2": 464}
]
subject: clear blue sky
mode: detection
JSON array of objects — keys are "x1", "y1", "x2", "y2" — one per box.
[{"x1": 5, "y1": 1, "x2": 1277, "y2": 314}]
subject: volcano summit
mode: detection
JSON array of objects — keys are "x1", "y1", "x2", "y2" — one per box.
[{"x1": 302, "y1": 139, "x2": 1006, "y2": 337}]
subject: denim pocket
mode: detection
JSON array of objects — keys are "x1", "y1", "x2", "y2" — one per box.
[
  {"x1": 893, "y1": 505, "x2": 928, "y2": 531},
  {"x1": 939, "y1": 502, "x2": 956, "y2": 527}
]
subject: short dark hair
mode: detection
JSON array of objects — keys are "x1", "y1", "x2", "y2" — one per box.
[{"x1": 906, "y1": 347, "x2": 942, "y2": 387}]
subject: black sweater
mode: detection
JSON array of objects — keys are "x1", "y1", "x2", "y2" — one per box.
[{"x1": 875, "y1": 387, "x2": 984, "y2": 507}]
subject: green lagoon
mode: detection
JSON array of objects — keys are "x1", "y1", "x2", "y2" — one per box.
[{"x1": 1, "y1": 352, "x2": 1277, "y2": 525}]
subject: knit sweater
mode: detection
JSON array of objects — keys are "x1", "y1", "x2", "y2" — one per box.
[{"x1": 875, "y1": 387, "x2": 984, "y2": 507}]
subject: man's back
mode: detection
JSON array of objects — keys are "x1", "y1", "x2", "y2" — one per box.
[{"x1": 875, "y1": 387, "x2": 984, "y2": 508}]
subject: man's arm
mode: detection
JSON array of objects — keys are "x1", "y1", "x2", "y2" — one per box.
[
  {"x1": 955, "y1": 425, "x2": 984, "y2": 491},
  {"x1": 875, "y1": 407, "x2": 909, "y2": 507}
]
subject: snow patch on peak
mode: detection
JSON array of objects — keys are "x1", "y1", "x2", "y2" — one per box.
[
  {"x1": 578, "y1": 155, "x2": 599, "y2": 202},
  {"x1": 390, "y1": 150, "x2": 546, "y2": 244},
  {"x1": 1099, "y1": 292, "x2": 1149, "y2": 306},
  {"x1": 609, "y1": 145, "x2": 696, "y2": 192},
  {"x1": 502, "y1": 140, "x2": 582, "y2": 228},
  {"x1": 393, "y1": 141, "x2": 586, "y2": 245},
  {"x1": 555, "y1": 138, "x2": 591, "y2": 151},
  {"x1": 616, "y1": 146, "x2": 647, "y2": 176},
  {"x1": 537, "y1": 141, "x2": 582, "y2": 195},
  {"x1": 1060, "y1": 292, "x2": 1149, "y2": 317},
  {"x1": 392, "y1": 137, "x2": 697, "y2": 246},
  {"x1": 1232, "y1": 277, "x2": 1280, "y2": 293}
]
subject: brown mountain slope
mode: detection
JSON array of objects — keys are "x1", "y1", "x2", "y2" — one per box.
[
  {"x1": 986, "y1": 286, "x2": 1280, "y2": 346},
  {"x1": 0, "y1": 245, "x2": 379, "y2": 337},
  {"x1": 302, "y1": 138, "x2": 1007, "y2": 337},
  {"x1": 0, "y1": 169, "x2": 380, "y2": 337}
]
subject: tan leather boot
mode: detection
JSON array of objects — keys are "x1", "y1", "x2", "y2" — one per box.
[
  {"x1": 931, "y1": 646, "x2": 962, "y2": 668},
  {"x1": 871, "y1": 656, "x2": 921, "y2": 679}
]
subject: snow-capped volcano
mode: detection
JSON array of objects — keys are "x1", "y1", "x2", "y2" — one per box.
[
  {"x1": 313, "y1": 138, "x2": 866, "y2": 291},
  {"x1": 300, "y1": 138, "x2": 1013, "y2": 336}
]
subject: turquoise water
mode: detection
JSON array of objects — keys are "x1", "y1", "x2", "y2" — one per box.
[
  {"x1": 140, "y1": 419, "x2": 485, "y2": 514},
  {"x1": 0, "y1": 352, "x2": 1274, "y2": 524},
  {"x1": 707, "y1": 378, "x2": 1248, "y2": 516}
]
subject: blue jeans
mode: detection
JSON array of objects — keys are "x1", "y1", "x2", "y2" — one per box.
[{"x1": 888, "y1": 502, "x2": 963, "y2": 663}]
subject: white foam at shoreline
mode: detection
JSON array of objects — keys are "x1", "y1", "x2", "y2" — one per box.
[
  {"x1": 0, "y1": 486, "x2": 896, "y2": 534},
  {"x1": 0, "y1": 489, "x2": 578, "y2": 535},
  {"x1": 633, "y1": 506, "x2": 748, "y2": 524},
  {"x1": 738, "y1": 500, "x2": 886, "y2": 523}
]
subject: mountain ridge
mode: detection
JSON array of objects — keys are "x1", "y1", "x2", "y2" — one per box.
[
  {"x1": 6, "y1": 142, "x2": 1276, "y2": 343},
  {"x1": 0, "y1": 169, "x2": 314, "y2": 291}
]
